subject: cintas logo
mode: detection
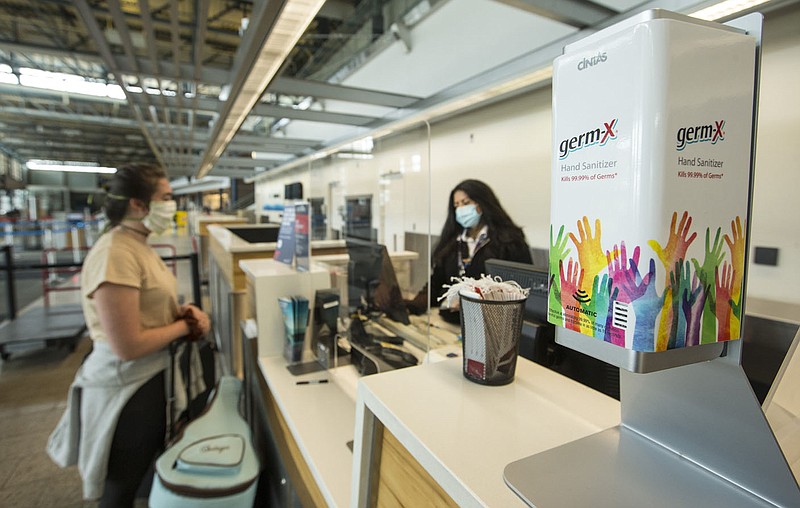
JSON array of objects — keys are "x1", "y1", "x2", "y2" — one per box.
[
  {"x1": 676, "y1": 120, "x2": 725, "y2": 151},
  {"x1": 577, "y1": 52, "x2": 607, "y2": 71},
  {"x1": 558, "y1": 119, "x2": 618, "y2": 160}
]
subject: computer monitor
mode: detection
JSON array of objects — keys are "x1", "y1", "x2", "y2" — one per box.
[
  {"x1": 484, "y1": 259, "x2": 548, "y2": 323},
  {"x1": 345, "y1": 238, "x2": 410, "y2": 325}
]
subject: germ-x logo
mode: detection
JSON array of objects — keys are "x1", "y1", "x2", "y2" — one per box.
[
  {"x1": 558, "y1": 119, "x2": 618, "y2": 160},
  {"x1": 676, "y1": 120, "x2": 725, "y2": 151}
]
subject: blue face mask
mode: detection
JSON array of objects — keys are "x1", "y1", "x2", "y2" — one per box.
[{"x1": 455, "y1": 203, "x2": 481, "y2": 229}]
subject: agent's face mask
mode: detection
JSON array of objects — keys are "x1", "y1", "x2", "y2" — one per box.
[
  {"x1": 455, "y1": 203, "x2": 481, "y2": 229},
  {"x1": 143, "y1": 200, "x2": 177, "y2": 234}
]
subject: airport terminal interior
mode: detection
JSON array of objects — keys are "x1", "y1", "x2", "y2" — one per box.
[{"x1": 1, "y1": 0, "x2": 799, "y2": 506}]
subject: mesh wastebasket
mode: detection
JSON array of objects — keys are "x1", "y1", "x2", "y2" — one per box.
[{"x1": 459, "y1": 292, "x2": 526, "y2": 385}]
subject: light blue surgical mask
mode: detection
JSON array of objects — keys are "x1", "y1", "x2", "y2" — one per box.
[{"x1": 455, "y1": 203, "x2": 481, "y2": 229}]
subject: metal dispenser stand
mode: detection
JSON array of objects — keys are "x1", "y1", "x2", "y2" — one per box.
[
  {"x1": 505, "y1": 338, "x2": 800, "y2": 507},
  {"x1": 504, "y1": 14, "x2": 800, "y2": 508}
]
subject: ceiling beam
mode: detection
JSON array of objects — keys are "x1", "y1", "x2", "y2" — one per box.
[
  {"x1": 3, "y1": 139, "x2": 151, "y2": 152},
  {"x1": 491, "y1": 0, "x2": 617, "y2": 28},
  {"x1": 0, "y1": 40, "x2": 230, "y2": 85},
  {"x1": 232, "y1": 133, "x2": 321, "y2": 148},
  {"x1": 0, "y1": 106, "x2": 143, "y2": 129},
  {"x1": 268, "y1": 77, "x2": 420, "y2": 108},
  {"x1": 73, "y1": 0, "x2": 167, "y2": 168},
  {"x1": 151, "y1": 138, "x2": 313, "y2": 155},
  {"x1": 249, "y1": 103, "x2": 377, "y2": 125},
  {"x1": 1, "y1": 40, "x2": 421, "y2": 108},
  {"x1": 188, "y1": 0, "x2": 214, "y2": 186},
  {"x1": 0, "y1": 82, "x2": 125, "y2": 105},
  {"x1": 0, "y1": 106, "x2": 318, "y2": 146},
  {"x1": 0, "y1": 80, "x2": 382, "y2": 126},
  {"x1": 204, "y1": 156, "x2": 278, "y2": 169}
]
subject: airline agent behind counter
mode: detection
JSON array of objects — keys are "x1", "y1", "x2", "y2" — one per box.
[{"x1": 407, "y1": 179, "x2": 532, "y2": 324}]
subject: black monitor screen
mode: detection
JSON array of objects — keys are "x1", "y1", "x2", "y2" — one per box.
[
  {"x1": 484, "y1": 259, "x2": 548, "y2": 323},
  {"x1": 345, "y1": 238, "x2": 410, "y2": 325},
  {"x1": 285, "y1": 182, "x2": 303, "y2": 200},
  {"x1": 311, "y1": 288, "x2": 341, "y2": 359}
]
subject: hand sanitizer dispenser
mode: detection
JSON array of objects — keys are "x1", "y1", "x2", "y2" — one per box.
[
  {"x1": 510, "y1": 12, "x2": 800, "y2": 508},
  {"x1": 548, "y1": 10, "x2": 756, "y2": 354}
]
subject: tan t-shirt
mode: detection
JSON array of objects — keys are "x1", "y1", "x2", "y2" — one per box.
[{"x1": 81, "y1": 229, "x2": 179, "y2": 343}]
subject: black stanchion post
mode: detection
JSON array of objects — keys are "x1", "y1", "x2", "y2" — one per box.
[
  {"x1": 2, "y1": 245, "x2": 17, "y2": 320},
  {"x1": 190, "y1": 252, "x2": 202, "y2": 308}
]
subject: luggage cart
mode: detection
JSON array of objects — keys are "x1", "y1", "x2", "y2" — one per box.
[{"x1": 0, "y1": 245, "x2": 87, "y2": 361}]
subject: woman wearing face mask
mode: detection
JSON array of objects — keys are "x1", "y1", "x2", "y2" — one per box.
[
  {"x1": 48, "y1": 163, "x2": 210, "y2": 507},
  {"x1": 407, "y1": 179, "x2": 532, "y2": 323}
]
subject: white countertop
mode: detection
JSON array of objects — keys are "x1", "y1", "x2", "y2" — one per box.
[
  {"x1": 746, "y1": 297, "x2": 800, "y2": 325},
  {"x1": 208, "y1": 224, "x2": 278, "y2": 253},
  {"x1": 354, "y1": 357, "x2": 621, "y2": 507},
  {"x1": 191, "y1": 213, "x2": 246, "y2": 233},
  {"x1": 258, "y1": 355, "x2": 358, "y2": 508},
  {"x1": 209, "y1": 224, "x2": 346, "y2": 254},
  {"x1": 314, "y1": 250, "x2": 419, "y2": 266},
  {"x1": 239, "y1": 257, "x2": 331, "y2": 279}
]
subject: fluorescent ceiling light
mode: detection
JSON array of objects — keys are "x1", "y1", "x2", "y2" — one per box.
[
  {"x1": 196, "y1": 0, "x2": 327, "y2": 179},
  {"x1": 251, "y1": 151, "x2": 294, "y2": 161},
  {"x1": 690, "y1": 0, "x2": 771, "y2": 20},
  {"x1": 26, "y1": 161, "x2": 117, "y2": 174},
  {"x1": 0, "y1": 73, "x2": 18, "y2": 85}
]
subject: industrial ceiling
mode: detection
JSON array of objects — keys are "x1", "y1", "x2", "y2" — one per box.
[{"x1": 0, "y1": 0, "x2": 790, "y2": 182}]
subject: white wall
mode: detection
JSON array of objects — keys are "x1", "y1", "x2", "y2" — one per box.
[
  {"x1": 427, "y1": 88, "x2": 553, "y2": 249},
  {"x1": 256, "y1": 3, "x2": 800, "y2": 305},
  {"x1": 745, "y1": 4, "x2": 800, "y2": 304}
]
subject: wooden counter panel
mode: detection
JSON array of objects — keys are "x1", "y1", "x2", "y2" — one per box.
[
  {"x1": 197, "y1": 218, "x2": 247, "y2": 236},
  {"x1": 208, "y1": 234, "x2": 275, "y2": 290},
  {"x1": 314, "y1": 246, "x2": 348, "y2": 256},
  {"x1": 376, "y1": 427, "x2": 458, "y2": 508}
]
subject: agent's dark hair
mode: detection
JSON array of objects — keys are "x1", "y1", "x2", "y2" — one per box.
[
  {"x1": 432, "y1": 179, "x2": 527, "y2": 266},
  {"x1": 103, "y1": 163, "x2": 166, "y2": 229}
]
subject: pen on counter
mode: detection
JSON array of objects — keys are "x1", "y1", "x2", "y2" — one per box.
[{"x1": 296, "y1": 379, "x2": 329, "y2": 385}]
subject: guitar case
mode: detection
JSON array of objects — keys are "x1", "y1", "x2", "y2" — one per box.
[{"x1": 149, "y1": 376, "x2": 259, "y2": 507}]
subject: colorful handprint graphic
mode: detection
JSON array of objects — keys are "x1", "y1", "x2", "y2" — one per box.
[
  {"x1": 667, "y1": 261, "x2": 692, "y2": 349},
  {"x1": 587, "y1": 273, "x2": 617, "y2": 342},
  {"x1": 714, "y1": 262, "x2": 735, "y2": 341},
  {"x1": 682, "y1": 273, "x2": 709, "y2": 348},
  {"x1": 612, "y1": 256, "x2": 661, "y2": 352},
  {"x1": 547, "y1": 212, "x2": 744, "y2": 351},
  {"x1": 548, "y1": 225, "x2": 572, "y2": 327},
  {"x1": 649, "y1": 211, "x2": 697, "y2": 287},
  {"x1": 691, "y1": 227, "x2": 725, "y2": 344},
  {"x1": 559, "y1": 258, "x2": 585, "y2": 333},
  {"x1": 724, "y1": 217, "x2": 746, "y2": 339},
  {"x1": 569, "y1": 217, "x2": 610, "y2": 295}
]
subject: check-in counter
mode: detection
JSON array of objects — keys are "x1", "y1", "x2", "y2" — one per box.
[
  {"x1": 191, "y1": 213, "x2": 248, "y2": 279},
  {"x1": 236, "y1": 243, "x2": 621, "y2": 507},
  {"x1": 243, "y1": 335, "x2": 620, "y2": 507},
  {"x1": 208, "y1": 225, "x2": 346, "y2": 377}
]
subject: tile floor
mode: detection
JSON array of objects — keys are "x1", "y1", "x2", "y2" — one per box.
[
  {"x1": 0, "y1": 231, "x2": 198, "y2": 507},
  {"x1": 0, "y1": 334, "x2": 100, "y2": 507}
]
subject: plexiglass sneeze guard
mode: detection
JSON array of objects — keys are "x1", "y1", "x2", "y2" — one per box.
[
  {"x1": 505, "y1": 11, "x2": 800, "y2": 507},
  {"x1": 253, "y1": 126, "x2": 444, "y2": 375}
]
